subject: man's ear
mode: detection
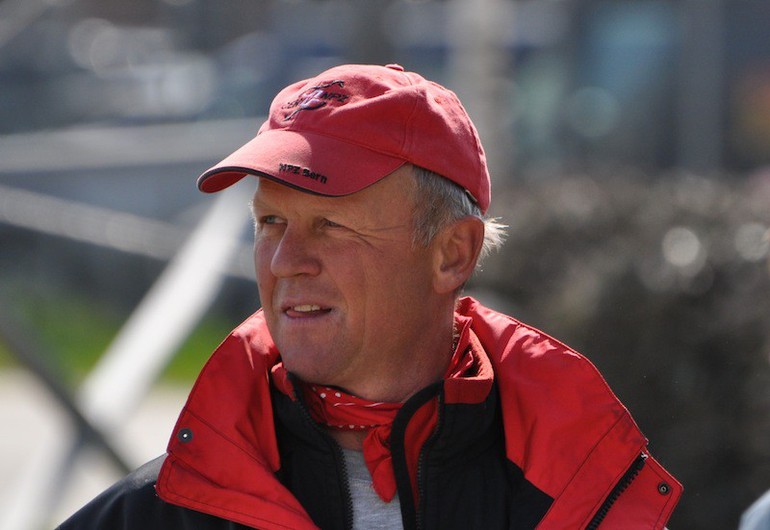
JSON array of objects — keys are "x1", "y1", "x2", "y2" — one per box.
[{"x1": 432, "y1": 216, "x2": 485, "y2": 294}]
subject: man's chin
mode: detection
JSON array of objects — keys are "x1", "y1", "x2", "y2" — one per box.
[{"x1": 278, "y1": 350, "x2": 340, "y2": 384}]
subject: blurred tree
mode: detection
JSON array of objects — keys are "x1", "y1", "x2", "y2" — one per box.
[{"x1": 473, "y1": 168, "x2": 770, "y2": 529}]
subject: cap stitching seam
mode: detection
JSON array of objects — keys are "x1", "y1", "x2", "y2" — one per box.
[
  {"x1": 448, "y1": 90, "x2": 484, "y2": 180},
  {"x1": 397, "y1": 71, "x2": 422, "y2": 160}
]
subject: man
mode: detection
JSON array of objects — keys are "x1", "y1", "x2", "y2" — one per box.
[
  {"x1": 58, "y1": 64, "x2": 681, "y2": 529},
  {"x1": 741, "y1": 489, "x2": 770, "y2": 529}
]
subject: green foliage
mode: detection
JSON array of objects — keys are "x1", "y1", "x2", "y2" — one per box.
[
  {"x1": 161, "y1": 315, "x2": 235, "y2": 383},
  {"x1": 0, "y1": 279, "x2": 236, "y2": 387},
  {"x1": 0, "y1": 281, "x2": 119, "y2": 385}
]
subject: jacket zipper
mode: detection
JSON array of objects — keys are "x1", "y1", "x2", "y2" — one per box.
[
  {"x1": 387, "y1": 382, "x2": 443, "y2": 530},
  {"x1": 585, "y1": 452, "x2": 648, "y2": 530},
  {"x1": 291, "y1": 382, "x2": 355, "y2": 530},
  {"x1": 414, "y1": 392, "x2": 444, "y2": 530},
  {"x1": 330, "y1": 433, "x2": 355, "y2": 530}
]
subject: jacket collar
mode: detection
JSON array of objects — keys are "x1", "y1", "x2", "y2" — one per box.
[
  {"x1": 157, "y1": 297, "x2": 662, "y2": 528},
  {"x1": 156, "y1": 311, "x2": 319, "y2": 529}
]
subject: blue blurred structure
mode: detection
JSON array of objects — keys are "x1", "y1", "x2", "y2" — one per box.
[{"x1": 2, "y1": 1, "x2": 770, "y2": 174}]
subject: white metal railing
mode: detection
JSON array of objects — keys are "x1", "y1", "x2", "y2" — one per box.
[{"x1": 0, "y1": 182, "x2": 253, "y2": 530}]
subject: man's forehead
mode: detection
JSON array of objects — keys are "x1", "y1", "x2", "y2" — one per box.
[
  {"x1": 250, "y1": 179, "x2": 364, "y2": 220},
  {"x1": 252, "y1": 177, "x2": 329, "y2": 205},
  {"x1": 252, "y1": 166, "x2": 416, "y2": 207}
]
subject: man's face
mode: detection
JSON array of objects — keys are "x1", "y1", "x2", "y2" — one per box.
[{"x1": 252, "y1": 165, "x2": 442, "y2": 399}]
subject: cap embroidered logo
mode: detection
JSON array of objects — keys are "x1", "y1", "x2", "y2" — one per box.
[{"x1": 282, "y1": 80, "x2": 347, "y2": 120}]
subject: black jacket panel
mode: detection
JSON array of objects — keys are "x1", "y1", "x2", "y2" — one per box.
[
  {"x1": 271, "y1": 379, "x2": 553, "y2": 530},
  {"x1": 272, "y1": 387, "x2": 353, "y2": 530},
  {"x1": 413, "y1": 384, "x2": 552, "y2": 530},
  {"x1": 55, "y1": 457, "x2": 252, "y2": 530}
]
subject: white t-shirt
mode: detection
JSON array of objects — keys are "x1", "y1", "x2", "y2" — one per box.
[{"x1": 342, "y1": 448, "x2": 404, "y2": 530}]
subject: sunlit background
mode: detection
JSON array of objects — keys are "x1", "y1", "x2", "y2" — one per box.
[{"x1": 1, "y1": 1, "x2": 769, "y2": 529}]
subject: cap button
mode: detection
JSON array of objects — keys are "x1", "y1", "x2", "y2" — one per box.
[{"x1": 385, "y1": 64, "x2": 404, "y2": 71}]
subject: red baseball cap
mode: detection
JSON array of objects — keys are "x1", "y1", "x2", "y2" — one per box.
[{"x1": 197, "y1": 63, "x2": 491, "y2": 213}]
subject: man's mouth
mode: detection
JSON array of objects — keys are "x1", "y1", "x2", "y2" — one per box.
[
  {"x1": 284, "y1": 305, "x2": 333, "y2": 317},
  {"x1": 293, "y1": 305, "x2": 322, "y2": 313}
]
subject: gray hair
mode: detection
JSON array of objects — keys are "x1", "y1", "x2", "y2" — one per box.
[{"x1": 410, "y1": 165, "x2": 506, "y2": 266}]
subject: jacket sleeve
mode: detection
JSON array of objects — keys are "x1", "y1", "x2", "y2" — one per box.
[
  {"x1": 56, "y1": 457, "x2": 164, "y2": 530},
  {"x1": 55, "y1": 456, "x2": 252, "y2": 530}
]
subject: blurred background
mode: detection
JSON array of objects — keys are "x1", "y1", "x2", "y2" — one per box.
[{"x1": 0, "y1": 0, "x2": 769, "y2": 528}]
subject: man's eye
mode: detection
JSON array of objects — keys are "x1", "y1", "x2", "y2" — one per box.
[
  {"x1": 321, "y1": 218, "x2": 345, "y2": 229},
  {"x1": 258, "y1": 215, "x2": 285, "y2": 227}
]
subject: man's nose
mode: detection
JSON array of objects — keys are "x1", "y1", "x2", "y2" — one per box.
[{"x1": 269, "y1": 226, "x2": 322, "y2": 278}]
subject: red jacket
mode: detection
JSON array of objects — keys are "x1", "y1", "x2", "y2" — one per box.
[{"x1": 152, "y1": 297, "x2": 681, "y2": 529}]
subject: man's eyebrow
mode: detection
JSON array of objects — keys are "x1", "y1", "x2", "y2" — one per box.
[
  {"x1": 249, "y1": 196, "x2": 270, "y2": 219},
  {"x1": 250, "y1": 195, "x2": 271, "y2": 212}
]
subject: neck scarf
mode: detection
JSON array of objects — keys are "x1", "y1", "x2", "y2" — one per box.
[{"x1": 270, "y1": 335, "x2": 478, "y2": 503}]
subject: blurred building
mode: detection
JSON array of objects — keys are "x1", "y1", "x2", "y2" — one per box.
[{"x1": 2, "y1": 1, "x2": 770, "y2": 175}]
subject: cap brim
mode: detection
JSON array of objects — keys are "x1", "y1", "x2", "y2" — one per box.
[{"x1": 197, "y1": 129, "x2": 406, "y2": 195}]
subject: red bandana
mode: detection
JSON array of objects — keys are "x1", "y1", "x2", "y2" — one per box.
[{"x1": 270, "y1": 327, "x2": 480, "y2": 503}]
